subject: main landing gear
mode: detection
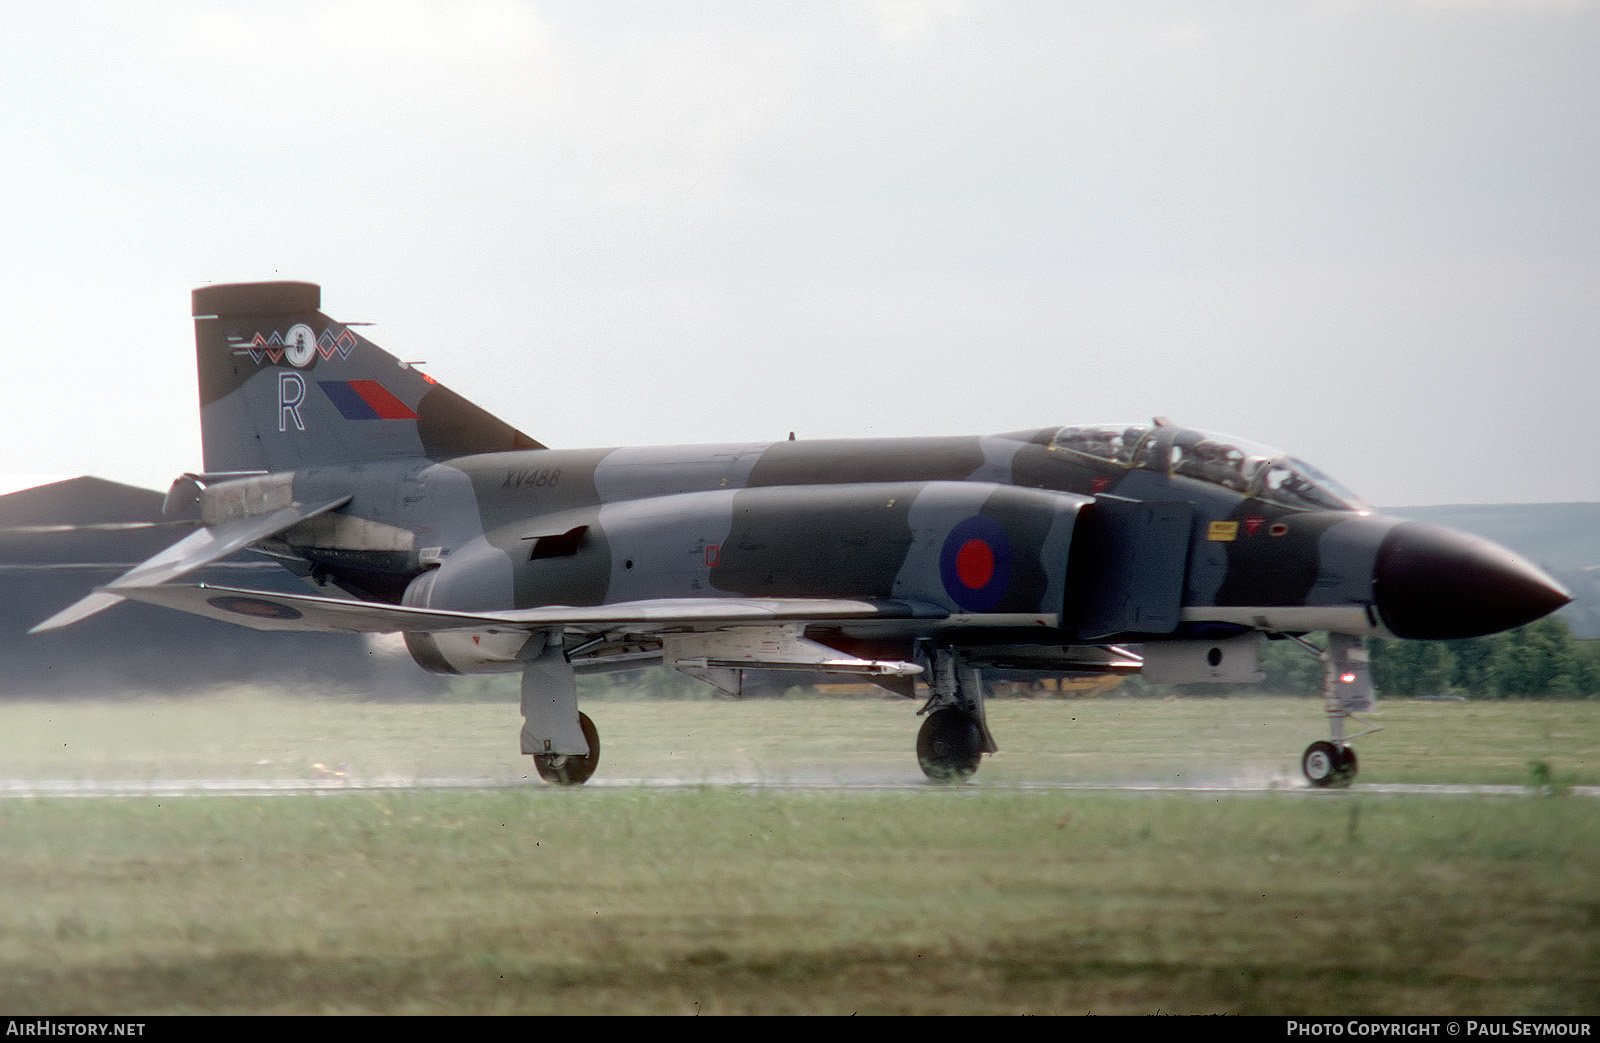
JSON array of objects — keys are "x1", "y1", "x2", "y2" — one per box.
[
  {"x1": 520, "y1": 637, "x2": 601, "y2": 786},
  {"x1": 915, "y1": 649, "x2": 997, "y2": 783}
]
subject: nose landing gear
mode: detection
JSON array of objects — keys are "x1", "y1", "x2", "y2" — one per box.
[{"x1": 1286, "y1": 632, "x2": 1380, "y2": 788}]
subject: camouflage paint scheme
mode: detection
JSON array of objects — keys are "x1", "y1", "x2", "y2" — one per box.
[{"x1": 35, "y1": 283, "x2": 1571, "y2": 786}]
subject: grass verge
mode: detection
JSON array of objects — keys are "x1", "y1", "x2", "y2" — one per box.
[
  {"x1": 0, "y1": 788, "x2": 1595, "y2": 1014},
  {"x1": 0, "y1": 692, "x2": 1595, "y2": 1013}
]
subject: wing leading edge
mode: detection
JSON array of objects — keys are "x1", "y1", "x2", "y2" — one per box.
[{"x1": 107, "y1": 582, "x2": 974, "y2": 635}]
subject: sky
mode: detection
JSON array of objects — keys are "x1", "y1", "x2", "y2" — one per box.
[{"x1": 1, "y1": 0, "x2": 1596, "y2": 507}]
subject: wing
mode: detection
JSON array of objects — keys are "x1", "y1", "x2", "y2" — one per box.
[
  {"x1": 29, "y1": 497, "x2": 351, "y2": 633},
  {"x1": 104, "y1": 581, "x2": 955, "y2": 635}
]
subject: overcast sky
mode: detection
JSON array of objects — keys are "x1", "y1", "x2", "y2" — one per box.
[{"x1": 1, "y1": 0, "x2": 1596, "y2": 506}]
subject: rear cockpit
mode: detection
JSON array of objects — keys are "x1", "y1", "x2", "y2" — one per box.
[{"x1": 1049, "y1": 421, "x2": 1369, "y2": 512}]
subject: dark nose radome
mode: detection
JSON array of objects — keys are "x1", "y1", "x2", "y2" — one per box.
[{"x1": 1374, "y1": 522, "x2": 1571, "y2": 640}]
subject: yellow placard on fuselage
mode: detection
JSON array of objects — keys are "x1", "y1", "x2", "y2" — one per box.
[{"x1": 1207, "y1": 520, "x2": 1239, "y2": 542}]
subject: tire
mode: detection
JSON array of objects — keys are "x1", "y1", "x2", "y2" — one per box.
[
  {"x1": 534, "y1": 712, "x2": 600, "y2": 786},
  {"x1": 917, "y1": 708, "x2": 983, "y2": 783},
  {"x1": 1332, "y1": 744, "x2": 1359, "y2": 785},
  {"x1": 1302, "y1": 740, "x2": 1353, "y2": 788}
]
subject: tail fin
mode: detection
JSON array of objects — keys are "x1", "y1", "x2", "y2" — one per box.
[{"x1": 193, "y1": 281, "x2": 543, "y2": 474}]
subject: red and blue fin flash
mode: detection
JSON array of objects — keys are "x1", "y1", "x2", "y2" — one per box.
[{"x1": 319, "y1": 380, "x2": 420, "y2": 420}]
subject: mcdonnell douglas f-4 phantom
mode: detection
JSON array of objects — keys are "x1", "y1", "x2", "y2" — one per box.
[{"x1": 35, "y1": 282, "x2": 1571, "y2": 786}]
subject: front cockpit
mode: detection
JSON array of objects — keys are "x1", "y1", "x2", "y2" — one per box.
[{"x1": 1048, "y1": 422, "x2": 1369, "y2": 513}]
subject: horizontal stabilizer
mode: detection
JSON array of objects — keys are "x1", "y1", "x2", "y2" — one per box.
[
  {"x1": 29, "y1": 497, "x2": 350, "y2": 633},
  {"x1": 105, "y1": 583, "x2": 951, "y2": 635}
]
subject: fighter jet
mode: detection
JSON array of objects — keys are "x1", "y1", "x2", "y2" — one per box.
[{"x1": 34, "y1": 282, "x2": 1571, "y2": 787}]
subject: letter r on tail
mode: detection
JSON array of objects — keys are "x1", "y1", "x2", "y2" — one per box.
[{"x1": 279, "y1": 372, "x2": 307, "y2": 432}]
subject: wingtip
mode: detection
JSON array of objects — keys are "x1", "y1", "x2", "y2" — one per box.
[{"x1": 29, "y1": 592, "x2": 124, "y2": 634}]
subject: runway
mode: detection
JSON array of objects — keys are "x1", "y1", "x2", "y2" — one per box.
[{"x1": 3, "y1": 775, "x2": 1595, "y2": 798}]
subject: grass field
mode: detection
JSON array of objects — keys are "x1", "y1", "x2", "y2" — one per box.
[
  {"x1": 0, "y1": 691, "x2": 1596, "y2": 1014},
  {"x1": 2, "y1": 688, "x2": 1595, "y2": 789}
]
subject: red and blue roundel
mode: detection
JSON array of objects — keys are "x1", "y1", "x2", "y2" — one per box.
[{"x1": 940, "y1": 516, "x2": 1012, "y2": 612}]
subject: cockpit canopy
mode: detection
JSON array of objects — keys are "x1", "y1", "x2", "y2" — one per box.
[{"x1": 1049, "y1": 423, "x2": 1369, "y2": 513}]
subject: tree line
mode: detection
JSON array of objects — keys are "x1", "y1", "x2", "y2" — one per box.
[{"x1": 1258, "y1": 616, "x2": 1600, "y2": 699}]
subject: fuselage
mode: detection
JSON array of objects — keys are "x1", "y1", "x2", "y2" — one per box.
[{"x1": 278, "y1": 423, "x2": 1569, "y2": 648}]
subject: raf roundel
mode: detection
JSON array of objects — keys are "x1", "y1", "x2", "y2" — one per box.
[
  {"x1": 206, "y1": 595, "x2": 304, "y2": 621},
  {"x1": 939, "y1": 515, "x2": 1012, "y2": 612}
]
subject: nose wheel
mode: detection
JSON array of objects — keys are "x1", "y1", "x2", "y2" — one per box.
[{"x1": 1301, "y1": 740, "x2": 1358, "y2": 788}]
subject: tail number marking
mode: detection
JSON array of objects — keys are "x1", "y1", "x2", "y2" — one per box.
[{"x1": 503, "y1": 468, "x2": 561, "y2": 490}]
